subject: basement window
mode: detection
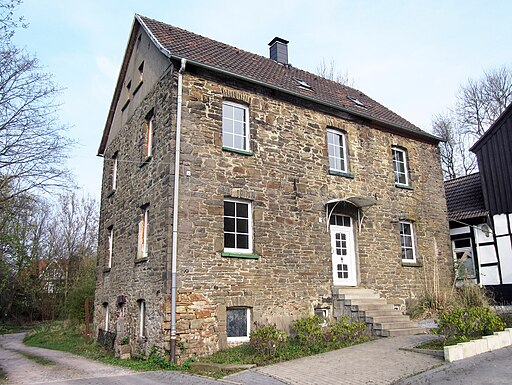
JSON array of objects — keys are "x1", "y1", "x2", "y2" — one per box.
[{"x1": 227, "y1": 307, "x2": 250, "y2": 342}]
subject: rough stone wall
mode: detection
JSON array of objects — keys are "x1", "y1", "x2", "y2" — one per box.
[
  {"x1": 95, "y1": 63, "x2": 453, "y2": 362},
  {"x1": 172, "y1": 69, "x2": 453, "y2": 358},
  {"x1": 94, "y1": 68, "x2": 177, "y2": 359}
]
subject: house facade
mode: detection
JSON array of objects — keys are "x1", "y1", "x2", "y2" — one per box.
[
  {"x1": 446, "y1": 102, "x2": 512, "y2": 302},
  {"x1": 94, "y1": 15, "x2": 453, "y2": 362}
]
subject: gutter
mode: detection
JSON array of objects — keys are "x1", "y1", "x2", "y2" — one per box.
[{"x1": 170, "y1": 58, "x2": 187, "y2": 363}]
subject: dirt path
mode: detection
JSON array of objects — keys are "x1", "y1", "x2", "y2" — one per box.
[{"x1": 0, "y1": 333, "x2": 134, "y2": 385}]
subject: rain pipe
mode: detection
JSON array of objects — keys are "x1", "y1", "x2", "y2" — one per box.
[{"x1": 170, "y1": 58, "x2": 186, "y2": 363}]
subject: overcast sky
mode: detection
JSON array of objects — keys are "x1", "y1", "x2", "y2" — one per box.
[{"x1": 12, "y1": 0, "x2": 512, "y2": 200}]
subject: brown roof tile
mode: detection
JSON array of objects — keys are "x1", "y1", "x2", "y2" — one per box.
[
  {"x1": 138, "y1": 15, "x2": 438, "y2": 141},
  {"x1": 444, "y1": 173, "x2": 488, "y2": 221}
]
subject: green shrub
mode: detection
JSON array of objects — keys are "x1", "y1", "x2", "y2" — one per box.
[
  {"x1": 433, "y1": 307, "x2": 505, "y2": 343},
  {"x1": 249, "y1": 322, "x2": 287, "y2": 356},
  {"x1": 292, "y1": 316, "x2": 325, "y2": 345},
  {"x1": 326, "y1": 316, "x2": 367, "y2": 342}
]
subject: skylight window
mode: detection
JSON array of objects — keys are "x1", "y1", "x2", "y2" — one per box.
[
  {"x1": 347, "y1": 95, "x2": 366, "y2": 108},
  {"x1": 293, "y1": 78, "x2": 312, "y2": 90}
]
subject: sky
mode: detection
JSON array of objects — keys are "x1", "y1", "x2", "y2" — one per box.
[{"x1": 11, "y1": 0, "x2": 512, "y2": 200}]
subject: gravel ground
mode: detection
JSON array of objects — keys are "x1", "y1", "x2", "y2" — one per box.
[{"x1": 0, "y1": 333, "x2": 134, "y2": 384}]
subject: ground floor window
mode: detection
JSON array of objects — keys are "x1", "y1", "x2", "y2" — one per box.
[
  {"x1": 399, "y1": 220, "x2": 416, "y2": 262},
  {"x1": 453, "y1": 238, "x2": 476, "y2": 279},
  {"x1": 227, "y1": 307, "x2": 250, "y2": 342},
  {"x1": 103, "y1": 303, "x2": 109, "y2": 331},
  {"x1": 138, "y1": 299, "x2": 146, "y2": 337}
]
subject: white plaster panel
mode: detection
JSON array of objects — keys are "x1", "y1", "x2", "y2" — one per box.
[
  {"x1": 494, "y1": 214, "x2": 509, "y2": 236},
  {"x1": 498, "y1": 236, "x2": 512, "y2": 284},
  {"x1": 476, "y1": 224, "x2": 493, "y2": 244},
  {"x1": 478, "y1": 244, "x2": 498, "y2": 264},
  {"x1": 450, "y1": 226, "x2": 470, "y2": 236},
  {"x1": 480, "y1": 265, "x2": 501, "y2": 285}
]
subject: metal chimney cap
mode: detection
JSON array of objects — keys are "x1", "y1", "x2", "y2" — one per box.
[{"x1": 268, "y1": 37, "x2": 289, "y2": 46}]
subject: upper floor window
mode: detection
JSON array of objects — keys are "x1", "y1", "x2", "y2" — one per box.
[
  {"x1": 111, "y1": 152, "x2": 118, "y2": 192},
  {"x1": 138, "y1": 61, "x2": 144, "y2": 83},
  {"x1": 224, "y1": 199, "x2": 252, "y2": 253},
  {"x1": 327, "y1": 129, "x2": 348, "y2": 173},
  {"x1": 107, "y1": 226, "x2": 113, "y2": 269},
  {"x1": 399, "y1": 220, "x2": 416, "y2": 262},
  {"x1": 392, "y1": 146, "x2": 410, "y2": 186},
  {"x1": 137, "y1": 205, "x2": 149, "y2": 259},
  {"x1": 145, "y1": 110, "x2": 154, "y2": 159},
  {"x1": 222, "y1": 101, "x2": 249, "y2": 152}
]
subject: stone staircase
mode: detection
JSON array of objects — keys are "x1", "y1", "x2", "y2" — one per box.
[{"x1": 332, "y1": 287, "x2": 425, "y2": 337}]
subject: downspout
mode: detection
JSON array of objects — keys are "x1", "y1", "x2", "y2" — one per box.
[{"x1": 170, "y1": 58, "x2": 186, "y2": 363}]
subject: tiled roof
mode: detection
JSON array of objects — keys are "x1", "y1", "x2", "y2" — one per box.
[
  {"x1": 444, "y1": 173, "x2": 488, "y2": 221},
  {"x1": 138, "y1": 15, "x2": 438, "y2": 141}
]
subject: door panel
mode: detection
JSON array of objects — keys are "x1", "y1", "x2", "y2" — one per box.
[{"x1": 330, "y1": 222, "x2": 356, "y2": 286}]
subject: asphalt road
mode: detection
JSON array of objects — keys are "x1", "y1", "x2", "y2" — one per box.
[{"x1": 396, "y1": 345, "x2": 512, "y2": 385}]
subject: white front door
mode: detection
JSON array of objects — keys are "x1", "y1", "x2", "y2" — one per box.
[{"x1": 330, "y1": 215, "x2": 357, "y2": 286}]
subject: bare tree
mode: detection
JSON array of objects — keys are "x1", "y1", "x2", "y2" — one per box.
[
  {"x1": 456, "y1": 66, "x2": 512, "y2": 139},
  {"x1": 0, "y1": 0, "x2": 72, "y2": 204},
  {"x1": 433, "y1": 113, "x2": 477, "y2": 179},
  {"x1": 434, "y1": 65, "x2": 512, "y2": 180},
  {"x1": 317, "y1": 58, "x2": 353, "y2": 86}
]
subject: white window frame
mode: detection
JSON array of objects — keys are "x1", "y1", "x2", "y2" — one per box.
[
  {"x1": 103, "y1": 303, "x2": 109, "y2": 331},
  {"x1": 107, "y1": 226, "x2": 113, "y2": 268},
  {"x1": 111, "y1": 153, "x2": 118, "y2": 191},
  {"x1": 399, "y1": 220, "x2": 416, "y2": 262},
  {"x1": 226, "y1": 307, "x2": 251, "y2": 342},
  {"x1": 145, "y1": 113, "x2": 154, "y2": 158},
  {"x1": 223, "y1": 199, "x2": 253, "y2": 254},
  {"x1": 392, "y1": 146, "x2": 410, "y2": 186},
  {"x1": 222, "y1": 101, "x2": 249, "y2": 151},
  {"x1": 138, "y1": 299, "x2": 146, "y2": 337},
  {"x1": 327, "y1": 128, "x2": 348, "y2": 173},
  {"x1": 138, "y1": 206, "x2": 149, "y2": 259},
  {"x1": 452, "y1": 238, "x2": 476, "y2": 279}
]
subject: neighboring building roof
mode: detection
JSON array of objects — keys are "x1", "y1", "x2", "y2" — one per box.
[
  {"x1": 98, "y1": 15, "x2": 440, "y2": 155},
  {"x1": 444, "y1": 173, "x2": 488, "y2": 221}
]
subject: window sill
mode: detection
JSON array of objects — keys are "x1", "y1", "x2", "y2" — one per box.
[
  {"x1": 103, "y1": 267, "x2": 111, "y2": 273},
  {"x1": 135, "y1": 257, "x2": 148, "y2": 264},
  {"x1": 395, "y1": 183, "x2": 413, "y2": 190},
  {"x1": 221, "y1": 252, "x2": 260, "y2": 260},
  {"x1": 329, "y1": 170, "x2": 354, "y2": 179},
  {"x1": 107, "y1": 189, "x2": 116, "y2": 198},
  {"x1": 121, "y1": 99, "x2": 130, "y2": 112},
  {"x1": 139, "y1": 156, "x2": 152, "y2": 168},
  {"x1": 401, "y1": 260, "x2": 422, "y2": 267},
  {"x1": 222, "y1": 146, "x2": 254, "y2": 156},
  {"x1": 133, "y1": 81, "x2": 143, "y2": 96}
]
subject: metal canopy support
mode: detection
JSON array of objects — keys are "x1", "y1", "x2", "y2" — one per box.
[{"x1": 325, "y1": 196, "x2": 377, "y2": 232}]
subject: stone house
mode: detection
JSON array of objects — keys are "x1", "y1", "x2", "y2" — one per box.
[
  {"x1": 94, "y1": 15, "x2": 453, "y2": 362},
  {"x1": 445, "y1": 102, "x2": 512, "y2": 303}
]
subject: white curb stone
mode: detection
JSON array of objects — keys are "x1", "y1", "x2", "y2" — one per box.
[{"x1": 443, "y1": 330, "x2": 512, "y2": 362}]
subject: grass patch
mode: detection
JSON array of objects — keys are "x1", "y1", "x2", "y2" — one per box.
[
  {"x1": 17, "y1": 351, "x2": 55, "y2": 366},
  {"x1": 0, "y1": 367, "x2": 6, "y2": 384},
  {"x1": 197, "y1": 338, "x2": 369, "y2": 367},
  {"x1": 0, "y1": 324, "x2": 33, "y2": 335},
  {"x1": 23, "y1": 322, "x2": 186, "y2": 372}
]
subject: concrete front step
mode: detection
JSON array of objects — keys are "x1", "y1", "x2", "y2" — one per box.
[
  {"x1": 374, "y1": 321, "x2": 418, "y2": 330},
  {"x1": 363, "y1": 309, "x2": 404, "y2": 318},
  {"x1": 366, "y1": 315, "x2": 411, "y2": 324},
  {"x1": 333, "y1": 287, "x2": 380, "y2": 299},
  {"x1": 351, "y1": 303, "x2": 395, "y2": 312},
  {"x1": 344, "y1": 298, "x2": 387, "y2": 306},
  {"x1": 377, "y1": 327, "x2": 427, "y2": 337}
]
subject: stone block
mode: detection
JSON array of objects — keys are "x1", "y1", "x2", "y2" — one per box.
[
  {"x1": 483, "y1": 334, "x2": 502, "y2": 351},
  {"x1": 444, "y1": 345, "x2": 463, "y2": 362},
  {"x1": 460, "y1": 341, "x2": 476, "y2": 358},
  {"x1": 471, "y1": 338, "x2": 488, "y2": 355}
]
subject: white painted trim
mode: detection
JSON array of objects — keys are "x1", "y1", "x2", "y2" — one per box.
[
  {"x1": 399, "y1": 220, "x2": 417, "y2": 263},
  {"x1": 223, "y1": 198, "x2": 253, "y2": 254},
  {"x1": 450, "y1": 226, "x2": 471, "y2": 236},
  {"x1": 227, "y1": 307, "x2": 251, "y2": 343},
  {"x1": 222, "y1": 100, "x2": 250, "y2": 152},
  {"x1": 392, "y1": 146, "x2": 410, "y2": 186},
  {"x1": 327, "y1": 128, "x2": 348, "y2": 173}
]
